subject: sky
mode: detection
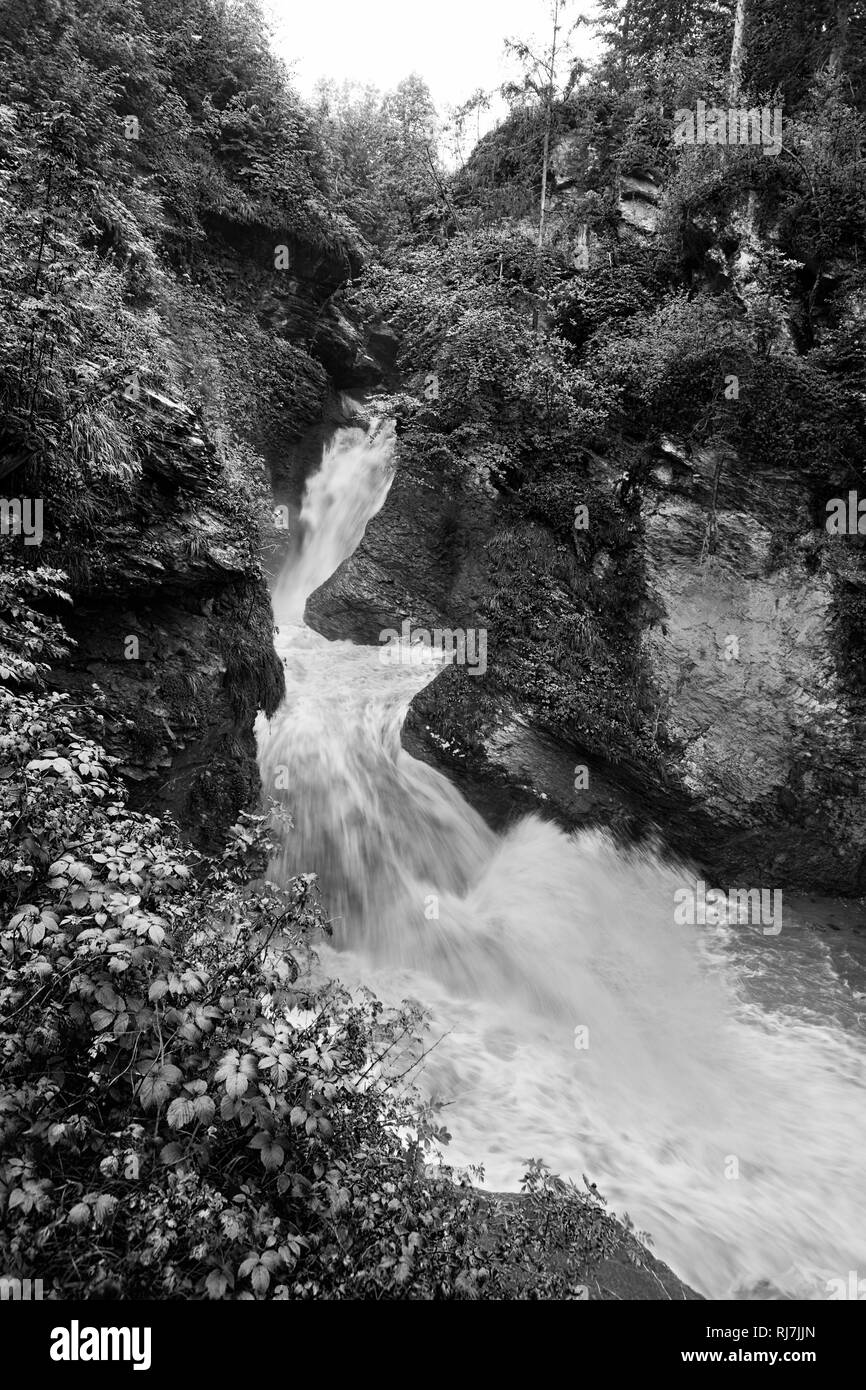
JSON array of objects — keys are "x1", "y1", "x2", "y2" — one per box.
[{"x1": 265, "y1": 0, "x2": 602, "y2": 123}]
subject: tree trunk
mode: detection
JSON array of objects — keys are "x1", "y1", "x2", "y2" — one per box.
[
  {"x1": 621, "y1": 0, "x2": 631, "y2": 80},
  {"x1": 728, "y1": 0, "x2": 747, "y2": 102},
  {"x1": 832, "y1": 1, "x2": 850, "y2": 69},
  {"x1": 537, "y1": 118, "x2": 551, "y2": 253}
]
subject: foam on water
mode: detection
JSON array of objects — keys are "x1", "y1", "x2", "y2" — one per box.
[{"x1": 258, "y1": 413, "x2": 866, "y2": 1300}]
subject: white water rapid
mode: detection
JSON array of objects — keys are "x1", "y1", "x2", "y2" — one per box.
[{"x1": 257, "y1": 412, "x2": 866, "y2": 1301}]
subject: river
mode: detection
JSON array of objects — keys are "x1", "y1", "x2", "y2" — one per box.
[{"x1": 257, "y1": 410, "x2": 866, "y2": 1300}]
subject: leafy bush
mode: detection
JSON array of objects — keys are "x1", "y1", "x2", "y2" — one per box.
[
  {"x1": 0, "y1": 564, "x2": 71, "y2": 685},
  {"x1": 777, "y1": 72, "x2": 866, "y2": 267},
  {"x1": 592, "y1": 292, "x2": 749, "y2": 437},
  {"x1": 356, "y1": 232, "x2": 616, "y2": 459},
  {"x1": 554, "y1": 260, "x2": 663, "y2": 353},
  {"x1": 593, "y1": 288, "x2": 866, "y2": 478},
  {"x1": 0, "y1": 573, "x2": 625, "y2": 1300}
]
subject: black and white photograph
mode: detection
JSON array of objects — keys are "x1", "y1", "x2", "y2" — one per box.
[{"x1": 1, "y1": 0, "x2": 865, "y2": 1363}]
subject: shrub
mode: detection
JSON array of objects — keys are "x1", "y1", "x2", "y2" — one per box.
[{"x1": 0, "y1": 577, "x2": 623, "y2": 1300}]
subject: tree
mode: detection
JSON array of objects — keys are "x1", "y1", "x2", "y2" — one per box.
[
  {"x1": 444, "y1": 88, "x2": 493, "y2": 170},
  {"x1": 728, "y1": 0, "x2": 747, "y2": 100},
  {"x1": 503, "y1": 0, "x2": 586, "y2": 254},
  {"x1": 597, "y1": 0, "x2": 866, "y2": 112},
  {"x1": 313, "y1": 73, "x2": 444, "y2": 243},
  {"x1": 597, "y1": 0, "x2": 731, "y2": 75},
  {"x1": 744, "y1": 0, "x2": 866, "y2": 110}
]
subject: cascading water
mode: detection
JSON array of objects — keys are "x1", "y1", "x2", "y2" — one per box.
[{"x1": 258, "y1": 410, "x2": 866, "y2": 1301}]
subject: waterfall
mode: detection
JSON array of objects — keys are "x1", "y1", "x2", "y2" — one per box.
[{"x1": 258, "y1": 411, "x2": 866, "y2": 1300}]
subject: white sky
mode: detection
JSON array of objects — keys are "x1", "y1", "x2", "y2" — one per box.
[{"x1": 265, "y1": 0, "x2": 601, "y2": 117}]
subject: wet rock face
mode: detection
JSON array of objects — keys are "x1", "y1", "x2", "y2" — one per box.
[
  {"x1": 549, "y1": 131, "x2": 586, "y2": 190},
  {"x1": 38, "y1": 211, "x2": 378, "y2": 847},
  {"x1": 641, "y1": 444, "x2": 866, "y2": 894},
  {"x1": 305, "y1": 435, "x2": 667, "y2": 851},
  {"x1": 306, "y1": 418, "x2": 866, "y2": 895},
  {"x1": 206, "y1": 217, "x2": 366, "y2": 388},
  {"x1": 48, "y1": 392, "x2": 284, "y2": 848},
  {"x1": 60, "y1": 581, "x2": 281, "y2": 849},
  {"x1": 298, "y1": 159, "x2": 865, "y2": 893},
  {"x1": 306, "y1": 448, "x2": 497, "y2": 648},
  {"x1": 618, "y1": 172, "x2": 660, "y2": 234}
]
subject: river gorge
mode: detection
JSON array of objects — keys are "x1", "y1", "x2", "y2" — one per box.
[{"x1": 258, "y1": 408, "x2": 866, "y2": 1301}]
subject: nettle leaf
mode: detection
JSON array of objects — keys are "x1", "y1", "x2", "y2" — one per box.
[
  {"x1": 193, "y1": 1095, "x2": 216, "y2": 1125},
  {"x1": 138, "y1": 1061, "x2": 183, "y2": 1109},
  {"x1": 68, "y1": 1202, "x2": 91, "y2": 1227},
  {"x1": 167, "y1": 1096, "x2": 196, "y2": 1129},
  {"x1": 206, "y1": 1269, "x2": 230, "y2": 1299},
  {"x1": 95, "y1": 984, "x2": 122, "y2": 1009},
  {"x1": 194, "y1": 1004, "x2": 221, "y2": 1031},
  {"x1": 220, "y1": 1094, "x2": 241, "y2": 1121},
  {"x1": 8, "y1": 905, "x2": 38, "y2": 927},
  {"x1": 214, "y1": 1047, "x2": 240, "y2": 1082},
  {"x1": 159, "y1": 1141, "x2": 185, "y2": 1166},
  {"x1": 94, "y1": 1193, "x2": 118, "y2": 1225},
  {"x1": 225, "y1": 1071, "x2": 249, "y2": 1099},
  {"x1": 215, "y1": 1048, "x2": 257, "y2": 1097},
  {"x1": 260, "y1": 1141, "x2": 285, "y2": 1172}
]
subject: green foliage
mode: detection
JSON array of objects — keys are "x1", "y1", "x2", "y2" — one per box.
[
  {"x1": 745, "y1": 0, "x2": 866, "y2": 111},
  {"x1": 0, "y1": 564, "x2": 72, "y2": 686},
  {"x1": 554, "y1": 256, "x2": 666, "y2": 352},
  {"x1": 0, "y1": 98, "x2": 158, "y2": 492},
  {"x1": 483, "y1": 468, "x2": 656, "y2": 764},
  {"x1": 313, "y1": 73, "x2": 444, "y2": 244},
  {"x1": 0, "y1": 0, "x2": 360, "y2": 516},
  {"x1": 479, "y1": 1160, "x2": 621, "y2": 1299},
  {"x1": 776, "y1": 72, "x2": 866, "y2": 267},
  {"x1": 356, "y1": 231, "x2": 615, "y2": 459},
  {"x1": 0, "y1": 568, "x2": 624, "y2": 1299},
  {"x1": 592, "y1": 292, "x2": 747, "y2": 436},
  {"x1": 594, "y1": 289, "x2": 866, "y2": 476},
  {"x1": 596, "y1": 0, "x2": 866, "y2": 112},
  {"x1": 596, "y1": 0, "x2": 733, "y2": 88},
  {"x1": 455, "y1": 102, "x2": 560, "y2": 223}
]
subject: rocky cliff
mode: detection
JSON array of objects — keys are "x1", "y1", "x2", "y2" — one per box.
[
  {"x1": 37, "y1": 223, "x2": 371, "y2": 846},
  {"x1": 306, "y1": 140, "x2": 866, "y2": 895}
]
